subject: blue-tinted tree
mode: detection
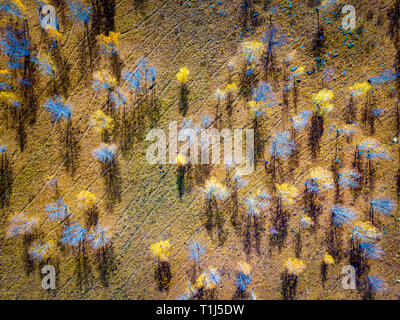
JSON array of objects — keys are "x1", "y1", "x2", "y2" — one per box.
[
  {"x1": 252, "y1": 81, "x2": 276, "y2": 109},
  {"x1": 236, "y1": 271, "x2": 252, "y2": 293},
  {"x1": 352, "y1": 221, "x2": 380, "y2": 244},
  {"x1": 32, "y1": 52, "x2": 55, "y2": 77},
  {"x1": 45, "y1": 198, "x2": 72, "y2": 221},
  {"x1": 338, "y1": 169, "x2": 360, "y2": 190},
  {"x1": 291, "y1": 110, "x2": 312, "y2": 132},
  {"x1": 261, "y1": 25, "x2": 287, "y2": 81},
  {"x1": 123, "y1": 69, "x2": 141, "y2": 92},
  {"x1": 110, "y1": 87, "x2": 128, "y2": 111},
  {"x1": 123, "y1": 57, "x2": 156, "y2": 96},
  {"x1": 244, "y1": 191, "x2": 269, "y2": 217},
  {"x1": 67, "y1": 0, "x2": 92, "y2": 25},
  {"x1": 355, "y1": 138, "x2": 388, "y2": 192}
]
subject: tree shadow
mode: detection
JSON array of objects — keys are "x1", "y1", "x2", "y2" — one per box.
[
  {"x1": 53, "y1": 46, "x2": 71, "y2": 98},
  {"x1": 239, "y1": 65, "x2": 256, "y2": 101},
  {"x1": 294, "y1": 230, "x2": 302, "y2": 258},
  {"x1": 232, "y1": 287, "x2": 249, "y2": 300},
  {"x1": 204, "y1": 198, "x2": 227, "y2": 245}
]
